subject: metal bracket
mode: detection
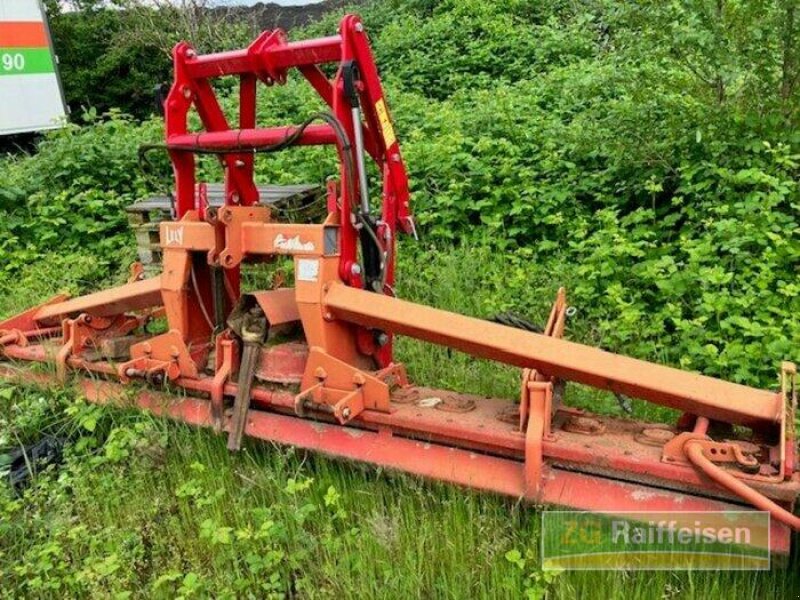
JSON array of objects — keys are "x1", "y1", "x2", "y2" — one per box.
[
  {"x1": 521, "y1": 377, "x2": 552, "y2": 500},
  {"x1": 661, "y1": 364, "x2": 797, "y2": 484},
  {"x1": 57, "y1": 314, "x2": 142, "y2": 382},
  {"x1": 293, "y1": 367, "x2": 370, "y2": 424},
  {"x1": 293, "y1": 347, "x2": 392, "y2": 424},
  {"x1": 662, "y1": 432, "x2": 760, "y2": 474},
  {"x1": 210, "y1": 331, "x2": 238, "y2": 431},
  {"x1": 333, "y1": 384, "x2": 367, "y2": 424},
  {"x1": 118, "y1": 329, "x2": 199, "y2": 383},
  {"x1": 374, "y1": 362, "x2": 409, "y2": 390},
  {"x1": 217, "y1": 205, "x2": 272, "y2": 269},
  {"x1": 128, "y1": 262, "x2": 146, "y2": 283}
]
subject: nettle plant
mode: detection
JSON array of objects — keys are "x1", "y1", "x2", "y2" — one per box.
[
  {"x1": 0, "y1": 111, "x2": 158, "y2": 282},
  {"x1": 565, "y1": 140, "x2": 800, "y2": 387}
]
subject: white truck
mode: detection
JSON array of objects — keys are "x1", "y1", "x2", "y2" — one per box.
[{"x1": 0, "y1": 0, "x2": 67, "y2": 135}]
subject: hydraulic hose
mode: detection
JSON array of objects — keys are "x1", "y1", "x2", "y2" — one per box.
[
  {"x1": 138, "y1": 111, "x2": 387, "y2": 288},
  {"x1": 684, "y1": 440, "x2": 800, "y2": 531}
]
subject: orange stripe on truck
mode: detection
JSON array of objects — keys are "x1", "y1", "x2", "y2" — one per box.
[{"x1": 0, "y1": 23, "x2": 48, "y2": 48}]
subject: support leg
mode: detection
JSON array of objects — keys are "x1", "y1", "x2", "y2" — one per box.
[{"x1": 227, "y1": 307, "x2": 267, "y2": 451}]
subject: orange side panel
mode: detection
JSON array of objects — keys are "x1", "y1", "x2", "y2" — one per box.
[{"x1": 251, "y1": 288, "x2": 300, "y2": 327}]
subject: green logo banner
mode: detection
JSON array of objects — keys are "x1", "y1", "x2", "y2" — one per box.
[{"x1": 542, "y1": 511, "x2": 770, "y2": 570}]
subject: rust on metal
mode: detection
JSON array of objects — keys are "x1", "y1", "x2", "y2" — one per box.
[
  {"x1": 562, "y1": 415, "x2": 606, "y2": 436},
  {"x1": 635, "y1": 427, "x2": 676, "y2": 447}
]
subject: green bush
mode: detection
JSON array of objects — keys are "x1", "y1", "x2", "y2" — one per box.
[
  {"x1": 1, "y1": 0, "x2": 798, "y2": 392},
  {"x1": 0, "y1": 111, "x2": 159, "y2": 284}
]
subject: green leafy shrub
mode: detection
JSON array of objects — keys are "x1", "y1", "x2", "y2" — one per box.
[{"x1": 0, "y1": 111, "x2": 159, "y2": 286}]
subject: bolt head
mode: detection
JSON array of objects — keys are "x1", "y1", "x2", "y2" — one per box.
[
  {"x1": 350, "y1": 263, "x2": 362, "y2": 276},
  {"x1": 342, "y1": 407, "x2": 351, "y2": 419},
  {"x1": 376, "y1": 332, "x2": 390, "y2": 346},
  {"x1": 355, "y1": 22, "x2": 364, "y2": 32}
]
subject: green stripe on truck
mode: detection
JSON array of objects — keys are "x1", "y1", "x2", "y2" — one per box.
[{"x1": 0, "y1": 48, "x2": 55, "y2": 76}]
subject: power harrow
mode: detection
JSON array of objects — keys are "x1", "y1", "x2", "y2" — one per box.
[{"x1": 1, "y1": 15, "x2": 798, "y2": 556}]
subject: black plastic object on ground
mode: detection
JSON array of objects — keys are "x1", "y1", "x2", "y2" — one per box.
[{"x1": 1, "y1": 436, "x2": 66, "y2": 490}]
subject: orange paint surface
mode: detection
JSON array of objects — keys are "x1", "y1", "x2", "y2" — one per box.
[{"x1": 0, "y1": 23, "x2": 48, "y2": 48}]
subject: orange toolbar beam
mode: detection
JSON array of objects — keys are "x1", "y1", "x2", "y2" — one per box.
[
  {"x1": 323, "y1": 283, "x2": 782, "y2": 428},
  {"x1": 34, "y1": 277, "x2": 163, "y2": 325}
]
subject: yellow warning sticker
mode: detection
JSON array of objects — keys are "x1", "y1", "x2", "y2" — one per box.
[{"x1": 374, "y1": 98, "x2": 396, "y2": 148}]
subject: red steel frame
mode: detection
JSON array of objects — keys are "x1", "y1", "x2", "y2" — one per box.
[
  {"x1": 0, "y1": 14, "x2": 798, "y2": 556},
  {"x1": 164, "y1": 14, "x2": 411, "y2": 366}
]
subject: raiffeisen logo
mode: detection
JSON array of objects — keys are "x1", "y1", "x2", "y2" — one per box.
[
  {"x1": 542, "y1": 511, "x2": 771, "y2": 570},
  {"x1": 611, "y1": 518, "x2": 751, "y2": 546},
  {"x1": 273, "y1": 234, "x2": 315, "y2": 252}
]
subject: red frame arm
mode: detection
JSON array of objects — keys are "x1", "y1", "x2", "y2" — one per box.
[{"x1": 163, "y1": 14, "x2": 413, "y2": 365}]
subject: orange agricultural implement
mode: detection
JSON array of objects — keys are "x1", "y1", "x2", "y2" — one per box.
[{"x1": 1, "y1": 14, "x2": 798, "y2": 557}]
